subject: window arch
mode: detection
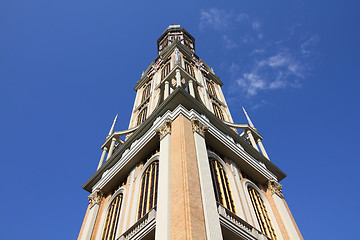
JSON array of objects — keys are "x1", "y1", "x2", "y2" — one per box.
[
  {"x1": 137, "y1": 107, "x2": 147, "y2": 126},
  {"x1": 248, "y1": 186, "x2": 278, "y2": 240},
  {"x1": 206, "y1": 80, "x2": 218, "y2": 98},
  {"x1": 213, "y1": 103, "x2": 225, "y2": 121},
  {"x1": 137, "y1": 160, "x2": 159, "y2": 219},
  {"x1": 101, "y1": 193, "x2": 124, "y2": 240},
  {"x1": 184, "y1": 61, "x2": 195, "y2": 78},
  {"x1": 141, "y1": 84, "x2": 151, "y2": 102},
  {"x1": 209, "y1": 158, "x2": 236, "y2": 213},
  {"x1": 161, "y1": 63, "x2": 170, "y2": 80}
]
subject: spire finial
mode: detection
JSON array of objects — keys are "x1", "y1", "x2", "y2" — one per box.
[
  {"x1": 107, "y1": 114, "x2": 118, "y2": 137},
  {"x1": 242, "y1": 107, "x2": 255, "y2": 128}
]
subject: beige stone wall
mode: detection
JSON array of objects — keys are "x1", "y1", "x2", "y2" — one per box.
[{"x1": 170, "y1": 114, "x2": 207, "y2": 240}]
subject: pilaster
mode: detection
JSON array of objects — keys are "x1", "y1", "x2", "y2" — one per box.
[
  {"x1": 192, "y1": 118, "x2": 223, "y2": 240},
  {"x1": 170, "y1": 115, "x2": 207, "y2": 240},
  {"x1": 79, "y1": 189, "x2": 103, "y2": 240},
  {"x1": 155, "y1": 120, "x2": 172, "y2": 240}
]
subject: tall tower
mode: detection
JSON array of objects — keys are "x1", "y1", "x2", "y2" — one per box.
[{"x1": 78, "y1": 25, "x2": 303, "y2": 240}]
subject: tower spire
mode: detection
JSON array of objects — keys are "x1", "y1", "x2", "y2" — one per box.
[
  {"x1": 107, "y1": 114, "x2": 118, "y2": 137},
  {"x1": 242, "y1": 107, "x2": 255, "y2": 128}
]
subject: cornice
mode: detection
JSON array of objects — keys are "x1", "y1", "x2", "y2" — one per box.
[{"x1": 83, "y1": 88, "x2": 286, "y2": 193}]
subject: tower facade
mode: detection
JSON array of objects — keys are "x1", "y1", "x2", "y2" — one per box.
[{"x1": 78, "y1": 25, "x2": 303, "y2": 240}]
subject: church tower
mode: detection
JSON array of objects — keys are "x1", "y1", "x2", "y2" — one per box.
[{"x1": 78, "y1": 25, "x2": 303, "y2": 240}]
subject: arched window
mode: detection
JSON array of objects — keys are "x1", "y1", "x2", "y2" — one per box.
[
  {"x1": 141, "y1": 84, "x2": 151, "y2": 102},
  {"x1": 161, "y1": 63, "x2": 170, "y2": 80},
  {"x1": 137, "y1": 160, "x2": 159, "y2": 219},
  {"x1": 101, "y1": 193, "x2": 124, "y2": 240},
  {"x1": 248, "y1": 187, "x2": 278, "y2": 240},
  {"x1": 137, "y1": 107, "x2": 147, "y2": 126},
  {"x1": 213, "y1": 104, "x2": 225, "y2": 121},
  {"x1": 209, "y1": 159, "x2": 236, "y2": 213},
  {"x1": 206, "y1": 81, "x2": 218, "y2": 98},
  {"x1": 184, "y1": 61, "x2": 195, "y2": 78}
]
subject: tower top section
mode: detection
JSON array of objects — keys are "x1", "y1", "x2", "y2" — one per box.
[{"x1": 157, "y1": 25, "x2": 195, "y2": 55}]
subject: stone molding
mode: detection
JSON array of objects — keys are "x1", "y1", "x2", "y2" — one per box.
[
  {"x1": 191, "y1": 118, "x2": 208, "y2": 137},
  {"x1": 88, "y1": 189, "x2": 103, "y2": 206},
  {"x1": 268, "y1": 179, "x2": 284, "y2": 198},
  {"x1": 156, "y1": 119, "x2": 172, "y2": 140},
  {"x1": 92, "y1": 105, "x2": 277, "y2": 192}
]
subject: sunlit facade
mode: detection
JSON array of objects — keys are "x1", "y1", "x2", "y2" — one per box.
[{"x1": 78, "y1": 25, "x2": 303, "y2": 240}]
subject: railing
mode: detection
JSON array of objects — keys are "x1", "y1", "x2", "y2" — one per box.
[
  {"x1": 118, "y1": 208, "x2": 156, "y2": 240},
  {"x1": 217, "y1": 204, "x2": 271, "y2": 240}
]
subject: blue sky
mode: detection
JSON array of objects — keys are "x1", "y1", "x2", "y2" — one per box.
[{"x1": 1, "y1": 0, "x2": 359, "y2": 239}]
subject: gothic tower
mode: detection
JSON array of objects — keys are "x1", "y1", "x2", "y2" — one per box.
[{"x1": 78, "y1": 25, "x2": 303, "y2": 240}]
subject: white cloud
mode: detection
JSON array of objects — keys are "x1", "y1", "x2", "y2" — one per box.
[
  {"x1": 232, "y1": 50, "x2": 305, "y2": 97},
  {"x1": 200, "y1": 9, "x2": 232, "y2": 30},
  {"x1": 199, "y1": 9, "x2": 249, "y2": 31},
  {"x1": 223, "y1": 35, "x2": 238, "y2": 49},
  {"x1": 301, "y1": 35, "x2": 319, "y2": 55},
  {"x1": 199, "y1": 8, "x2": 315, "y2": 100},
  {"x1": 252, "y1": 21, "x2": 261, "y2": 30}
]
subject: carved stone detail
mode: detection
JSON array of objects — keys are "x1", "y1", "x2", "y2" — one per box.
[
  {"x1": 267, "y1": 179, "x2": 284, "y2": 198},
  {"x1": 156, "y1": 119, "x2": 171, "y2": 140},
  {"x1": 88, "y1": 189, "x2": 103, "y2": 206},
  {"x1": 192, "y1": 118, "x2": 208, "y2": 137}
]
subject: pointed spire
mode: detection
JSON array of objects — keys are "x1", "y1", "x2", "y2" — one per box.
[
  {"x1": 107, "y1": 114, "x2": 118, "y2": 137},
  {"x1": 242, "y1": 107, "x2": 255, "y2": 128}
]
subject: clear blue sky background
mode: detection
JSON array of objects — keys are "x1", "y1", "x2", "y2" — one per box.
[{"x1": 1, "y1": 0, "x2": 359, "y2": 239}]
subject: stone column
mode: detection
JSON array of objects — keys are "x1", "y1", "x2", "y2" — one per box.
[
  {"x1": 97, "y1": 147, "x2": 108, "y2": 170},
  {"x1": 192, "y1": 119, "x2": 223, "y2": 240},
  {"x1": 257, "y1": 138, "x2": 269, "y2": 159},
  {"x1": 188, "y1": 79, "x2": 195, "y2": 97},
  {"x1": 164, "y1": 81, "x2": 170, "y2": 99},
  {"x1": 106, "y1": 137, "x2": 117, "y2": 160},
  {"x1": 155, "y1": 120, "x2": 172, "y2": 240},
  {"x1": 80, "y1": 190, "x2": 103, "y2": 240},
  {"x1": 175, "y1": 69, "x2": 181, "y2": 87},
  {"x1": 268, "y1": 180, "x2": 303, "y2": 240},
  {"x1": 247, "y1": 130, "x2": 259, "y2": 151},
  {"x1": 170, "y1": 115, "x2": 207, "y2": 240}
]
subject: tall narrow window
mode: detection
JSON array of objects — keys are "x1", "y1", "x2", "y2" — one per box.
[
  {"x1": 101, "y1": 193, "x2": 123, "y2": 240},
  {"x1": 184, "y1": 61, "x2": 195, "y2": 78},
  {"x1": 137, "y1": 107, "x2": 147, "y2": 126},
  {"x1": 213, "y1": 104, "x2": 225, "y2": 121},
  {"x1": 248, "y1": 187, "x2": 278, "y2": 240},
  {"x1": 161, "y1": 63, "x2": 170, "y2": 80},
  {"x1": 160, "y1": 38, "x2": 168, "y2": 50},
  {"x1": 209, "y1": 159, "x2": 236, "y2": 213},
  {"x1": 141, "y1": 84, "x2": 151, "y2": 102},
  {"x1": 138, "y1": 161, "x2": 159, "y2": 219},
  {"x1": 206, "y1": 81, "x2": 218, "y2": 98}
]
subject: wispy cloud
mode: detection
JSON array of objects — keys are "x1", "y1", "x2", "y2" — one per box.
[
  {"x1": 223, "y1": 35, "x2": 238, "y2": 49},
  {"x1": 233, "y1": 51, "x2": 304, "y2": 96},
  {"x1": 199, "y1": 8, "x2": 248, "y2": 31},
  {"x1": 199, "y1": 8, "x2": 319, "y2": 103},
  {"x1": 301, "y1": 35, "x2": 319, "y2": 55}
]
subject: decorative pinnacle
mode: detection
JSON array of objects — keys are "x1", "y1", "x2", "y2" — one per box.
[
  {"x1": 242, "y1": 107, "x2": 255, "y2": 128},
  {"x1": 107, "y1": 114, "x2": 118, "y2": 137}
]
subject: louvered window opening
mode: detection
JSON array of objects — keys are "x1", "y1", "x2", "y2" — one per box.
[
  {"x1": 101, "y1": 194, "x2": 123, "y2": 240},
  {"x1": 248, "y1": 187, "x2": 278, "y2": 240},
  {"x1": 206, "y1": 81, "x2": 218, "y2": 98},
  {"x1": 213, "y1": 104, "x2": 225, "y2": 121},
  {"x1": 209, "y1": 159, "x2": 236, "y2": 213},
  {"x1": 137, "y1": 161, "x2": 159, "y2": 219},
  {"x1": 161, "y1": 63, "x2": 170, "y2": 80},
  {"x1": 137, "y1": 108, "x2": 147, "y2": 126},
  {"x1": 141, "y1": 84, "x2": 151, "y2": 102},
  {"x1": 184, "y1": 62, "x2": 195, "y2": 78}
]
